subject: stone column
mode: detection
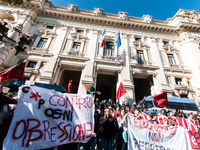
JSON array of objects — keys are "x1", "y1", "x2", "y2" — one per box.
[
  {"x1": 3, "y1": 11, "x2": 36, "y2": 67},
  {"x1": 114, "y1": 43, "x2": 118, "y2": 57},
  {"x1": 120, "y1": 34, "x2": 135, "y2": 104},
  {"x1": 78, "y1": 67, "x2": 87, "y2": 95},
  {"x1": 43, "y1": 26, "x2": 68, "y2": 82},
  {"x1": 0, "y1": 41, "x2": 13, "y2": 66},
  {"x1": 173, "y1": 53, "x2": 180, "y2": 65},
  {"x1": 79, "y1": 39, "x2": 86, "y2": 56},
  {"x1": 66, "y1": 39, "x2": 73, "y2": 54},
  {"x1": 0, "y1": 24, "x2": 23, "y2": 68},
  {"x1": 149, "y1": 37, "x2": 170, "y2": 93},
  {"x1": 179, "y1": 33, "x2": 200, "y2": 102},
  {"x1": 143, "y1": 49, "x2": 148, "y2": 62},
  {"x1": 78, "y1": 30, "x2": 99, "y2": 94}
]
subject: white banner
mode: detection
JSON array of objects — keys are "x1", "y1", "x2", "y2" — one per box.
[
  {"x1": 128, "y1": 115, "x2": 192, "y2": 150},
  {"x1": 3, "y1": 86, "x2": 94, "y2": 150}
]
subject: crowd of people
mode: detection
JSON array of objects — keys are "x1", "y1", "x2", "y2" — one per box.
[
  {"x1": 77, "y1": 98, "x2": 200, "y2": 150},
  {"x1": 1, "y1": 84, "x2": 200, "y2": 150}
]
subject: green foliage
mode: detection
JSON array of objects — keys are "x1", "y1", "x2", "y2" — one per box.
[{"x1": 2, "y1": 0, "x2": 30, "y2": 7}]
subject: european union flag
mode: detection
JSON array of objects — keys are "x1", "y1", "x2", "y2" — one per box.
[{"x1": 116, "y1": 31, "x2": 121, "y2": 47}]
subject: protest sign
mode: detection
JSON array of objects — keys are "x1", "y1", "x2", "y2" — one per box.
[
  {"x1": 139, "y1": 114, "x2": 200, "y2": 149},
  {"x1": 128, "y1": 115, "x2": 192, "y2": 150},
  {"x1": 3, "y1": 86, "x2": 94, "y2": 150}
]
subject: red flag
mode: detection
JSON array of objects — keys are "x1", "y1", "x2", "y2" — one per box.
[
  {"x1": 152, "y1": 92, "x2": 169, "y2": 106},
  {"x1": 116, "y1": 82, "x2": 127, "y2": 100},
  {"x1": 0, "y1": 62, "x2": 25, "y2": 81}
]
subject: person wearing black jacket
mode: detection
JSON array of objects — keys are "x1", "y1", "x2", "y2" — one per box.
[
  {"x1": 0, "y1": 84, "x2": 17, "y2": 150},
  {"x1": 80, "y1": 105, "x2": 101, "y2": 150},
  {"x1": 98, "y1": 108, "x2": 116, "y2": 150}
]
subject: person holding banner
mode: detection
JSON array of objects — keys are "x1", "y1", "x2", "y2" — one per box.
[
  {"x1": 0, "y1": 84, "x2": 17, "y2": 150},
  {"x1": 150, "y1": 112, "x2": 159, "y2": 124},
  {"x1": 99, "y1": 108, "x2": 117, "y2": 150},
  {"x1": 167, "y1": 118, "x2": 175, "y2": 126},
  {"x1": 117, "y1": 108, "x2": 125, "y2": 150}
]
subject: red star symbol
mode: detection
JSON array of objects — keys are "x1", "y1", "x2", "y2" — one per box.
[{"x1": 29, "y1": 92, "x2": 41, "y2": 101}]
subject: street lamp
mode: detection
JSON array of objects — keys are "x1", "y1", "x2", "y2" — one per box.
[
  {"x1": 0, "y1": 13, "x2": 34, "y2": 66},
  {"x1": 15, "y1": 33, "x2": 34, "y2": 55},
  {"x1": 2, "y1": 0, "x2": 30, "y2": 7}
]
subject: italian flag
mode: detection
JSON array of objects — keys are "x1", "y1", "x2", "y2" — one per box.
[{"x1": 100, "y1": 29, "x2": 105, "y2": 48}]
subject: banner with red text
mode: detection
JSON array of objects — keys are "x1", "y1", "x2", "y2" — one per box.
[
  {"x1": 3, "y1": 86, "x2": 94, "y2": 150},
  {"x1": 139, "y1": 114, "x2": 200, "y2": 149},
  {"x1": 128, "y1": 115, "x2": 192, "y2": 150}
]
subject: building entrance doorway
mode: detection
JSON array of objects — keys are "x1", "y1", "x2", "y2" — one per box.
[
  {"x1": 134, "y1": 76, "x2": 152, "y2": 102},
  {"x1": 59, "y1": 70, "x2": 81, "y2": 94},
  {"x1": 96, "y1": 74, "x2": 117, "y2": 102}
]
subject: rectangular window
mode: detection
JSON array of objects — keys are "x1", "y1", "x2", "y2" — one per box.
[
  {"x1": 163, "y1": 41, "x2": 169, "y2": 45},
  {"x1": 77, "y1": 30, "x2": 84, "y2": 33},
  {"x1": 46, "y1": 25, "x2": 54, "y2": 29},
  {"x1": 137, "y1": 50, "x2": 144, "y2": 60},
  {"x1": 37, "y1": 38, "x2": 48, "y2": 48},
  {"x1": 135, "y1": 37, "x2": 141, "y2": 41},
  {"x1": 175, "y1": 78, "x2": 182, "y2": 84},
  {"x1": 104, "y1": 42, "x2": 114, "y2": 57},
  {"x1": 72, "y1": 42, "x2": 81, "y2": 52},
  {"x1": 167, "y1": 54, "x2": 176, "y2": 65},
  {"x1": 27, "y1": 61, "x2": 37, "y2": 68}
]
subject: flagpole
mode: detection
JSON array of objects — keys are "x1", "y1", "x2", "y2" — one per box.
[{"x1": 104, "y1": 29, "x2": 106, "y2": 56}]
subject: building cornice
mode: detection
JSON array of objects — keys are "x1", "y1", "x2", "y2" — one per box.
[
  {"x1": 1, "y1": 2, "x2": 200, "y2": 35},
  {"x1": 17, "y1": 2, "x2": 180, "y2": 34}
]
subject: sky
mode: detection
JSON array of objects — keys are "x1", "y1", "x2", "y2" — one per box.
[{"x1": 51, "y1": 0, "x2": 200, "y2": 21}]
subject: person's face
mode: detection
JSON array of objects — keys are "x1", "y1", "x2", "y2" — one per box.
[
  {"x1": 108, "y1": 106, "x2": 112, "y2": 110},
  {"x1": 105, "y1": 109, "x2": 109, "y2": 116},
  {"x1": 180, "y1": 109, "x2": 183, "y2": 113},
  {"x1": 116, "y1": 106, "x2": 120, "y2": 111},
  {"x1": 188, "y1": 114, "x2": 193, "y2": 118},
  {"x1": 134, "y1": 110, "x2": 139, "y2": 116},
  {"x1": 121, "y1": 109, "x2": 125, "y2": 116},
  {"x1": 126, "y1": 107, "x2": 130, "y2": 112},
  {"x1": 169, "y1": 112, "x2": 173, "y2": 116},
  {"x1": 98, "y1": 109, "x2": 102, "y2": 114},
  {"x1": 172, "y1": 120, "x2": 175, "y2": 126},
  {"x1": 143, "y1": 108, "x2": 146, "y2": 113},
  {"x1": 154, "y1": 115, "x2": 158, "y2": 120},
  {"x1": 109, "y1": 108, "x2": 113, "y2": 114}
]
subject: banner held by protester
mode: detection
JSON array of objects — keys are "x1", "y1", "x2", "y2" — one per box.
[
  {"x1": 128, "y1": 115, "x2": 192, "y2": 150},
  {"x1": 3, "y1": 86, "x2": 94, "y2": 150}
]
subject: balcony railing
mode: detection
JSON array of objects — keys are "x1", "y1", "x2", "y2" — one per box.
[{"x1": 101, "y1": 56, "x2": 122, "y2": 61}]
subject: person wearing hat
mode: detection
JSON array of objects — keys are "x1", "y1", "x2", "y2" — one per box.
[
  {"x1": 122, "y1": 101, "x2": 125, "y2": 108},
  {"x1": 95, "y1": 98, "x2": 100, "y2": 107},
  {"x1": 115, "y1": 100, "x2": 121, "y2": 109}
]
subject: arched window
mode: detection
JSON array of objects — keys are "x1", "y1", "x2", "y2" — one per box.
[{"x1": 104, "y1": 42, "x2": 114, "y2": 57}]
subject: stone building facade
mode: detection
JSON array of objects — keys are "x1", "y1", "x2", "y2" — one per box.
[{"x1": 1, "y1": 0, "x2": 200, "y2": 104}]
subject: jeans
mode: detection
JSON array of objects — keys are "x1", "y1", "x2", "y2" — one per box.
[
  {"x1": 99, "y1": 137, "x2": 112, "y2": 150},
  {"x1": 80, "y1": 137, "x2": 96, "y2": 150},
  {"x1": 117, "y1": 128, "x2": 124, "y2": 150}
]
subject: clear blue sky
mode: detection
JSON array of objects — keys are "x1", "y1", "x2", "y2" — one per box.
[{"x1": 51, "y1": 0, "x2": 200, "y2": 21}]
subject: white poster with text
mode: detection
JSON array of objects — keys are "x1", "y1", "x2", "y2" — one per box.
[
  {"x1": 128, "y1": 115, "x2": 192, "y2": 150},
  {"x1": 3, "y1": 86, "x2": 94, "y2": 150}
]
